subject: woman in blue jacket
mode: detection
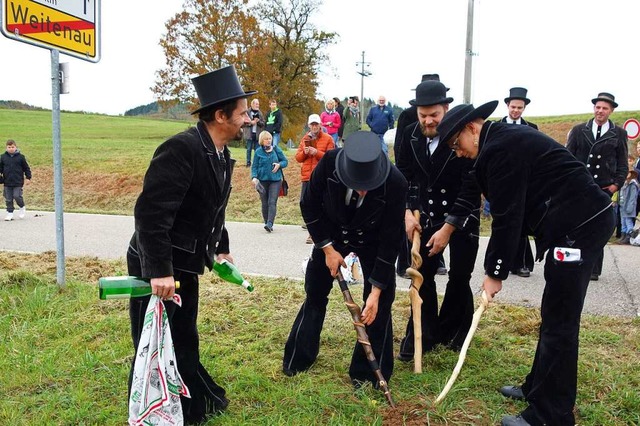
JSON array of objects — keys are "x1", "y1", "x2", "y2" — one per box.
[{"x1": 251, "y1": 130, "x2": 288, "y2": 232}]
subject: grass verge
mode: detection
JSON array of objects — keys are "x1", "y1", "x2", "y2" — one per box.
[{"x1": 1, "y1": 252, "x2": 638, "y2": 425}]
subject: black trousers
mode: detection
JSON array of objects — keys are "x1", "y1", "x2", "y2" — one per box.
[
  {"x1": 399, "y1": 228, "x2": 479, "y2": 355},
  {"x1": 128, "y1": 271, "x2": 228, "y2": 425},
  {"x1": 283, "y1": 246, "x2": 396, "y2": 385},
  {"x1": 512, "y1": 236, "x2": 534, "y2": 272},
  {"x1": 521, "y1": 207, "x2": 615, "y2": 426}
]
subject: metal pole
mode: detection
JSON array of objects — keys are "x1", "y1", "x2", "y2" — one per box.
[
  {"x1": 50, "y1": 49, "x2": 66, "y2": 287},
  {"x1": 360, "y1": 51, "x2": 365, "y2": 127},
  {"x1": 356, "y1": 51, "x2": 371, "y2": 127},
  {"x1": 463, "y1": 0, "x2": 475, "y2": 104}
]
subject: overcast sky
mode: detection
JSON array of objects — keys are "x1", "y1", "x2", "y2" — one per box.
[{"x1": 1, "y1": 0, "x2": 638, "y2": 119}]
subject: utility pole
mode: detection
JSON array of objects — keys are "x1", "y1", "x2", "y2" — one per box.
[
  {"x1": 463, "y1": 0, "x2": 476, "y2": 104},
  {"x1": 356, "y1": 51, "x2": 372, "y2": 127}
]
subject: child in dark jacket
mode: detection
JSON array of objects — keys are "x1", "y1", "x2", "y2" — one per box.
[{"x1": 0, "y1": 139, "x2": 32, "y2": 221}]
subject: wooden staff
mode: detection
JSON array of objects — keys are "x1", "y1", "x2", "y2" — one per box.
[
  {"x1": 434, "y1": 290, "x2": 489, "y2": 404},
  {"x1": 406, "y1": 210, "x2": 424, "y2": 373},
  {"x1": 335, "y1": 270, "x2": 396, "y2": 408}
]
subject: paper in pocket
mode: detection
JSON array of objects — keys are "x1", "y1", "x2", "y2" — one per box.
[{"x1": 553, "y1": 247, "x2": 582, "y2": 263}]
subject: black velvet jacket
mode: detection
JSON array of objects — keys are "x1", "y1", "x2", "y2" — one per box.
[
  {"x1": 474, "y1": 122, "x2": 612, "y2": 280},
  {"x1": 396, "y1": 122, "x2": 481, "y2": 232},
  {"x1": 128, "y1": 121, "x2": 234, "y2": 278},
  {"x1": 302, "y1": 149, "x2": 407, "y2": 290},
  {"x1": 566, "y1": 119, "x2": 629, "y2": 191}
]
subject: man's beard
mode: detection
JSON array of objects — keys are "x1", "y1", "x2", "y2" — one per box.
[{"x1": 420, "y1": 122, "x2": 438, "y2": 138}]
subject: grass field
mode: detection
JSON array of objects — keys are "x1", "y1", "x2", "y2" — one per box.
[
  {"x1": 1, "y1": 108, "x2": 640, "y2": 425},
  {"x1": 1, "y1": 108, "x2": 639, "y2": 221}
]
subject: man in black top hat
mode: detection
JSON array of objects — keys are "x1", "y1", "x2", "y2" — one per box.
[
  {"x1": 127, "y1": 65, "x2": 255, "y2": 424},
  {"x1": 395, "y1": 80, "x2": 481, "y2": 359},
  {"x1": 283, "y1": 131, "x2": 407, "y2": 388},
  {"x1": 437, "y1": 100, "x2": 614, "y2": 426},
  {"x1": 394, "y1": 74, "x2": 448, "y2": 278},
  {"x1": 501, "y1": 87, "x2": 538, "y2": 129},
  {"x1": 566, "y1": 92, "x2": 628, "y2": 281},
  {"x1": 498, "y1": 87, "x2": 538, "y2": 278}
]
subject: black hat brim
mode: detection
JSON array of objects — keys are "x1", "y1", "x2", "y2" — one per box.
[
  {"x1": 191, "y1": 90, "x2": 258, "y2": 114},
  {"x1": 504, "y1": 97, "x2": 530, "y2": 105},
  {"x1": 591, "y1": 97, "x2": 618, "y2": 108},
  {"x1": 409, "y1": 96, "x2": 454, "y2": 107},
  {"x1": 438, "y1": 100, "x2": 499, "y2": 146}
]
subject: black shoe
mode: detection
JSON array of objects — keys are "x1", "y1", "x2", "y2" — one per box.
[
  {"x1": 590, "y1": 273, "x2": 599, "y2": 281},
  {"x1": 500, "y1": 385, "x2": 525, "y2": 401},
  {"x1": 282, "y1": 367, "x2": 297, "y2": 377},
  {"x1": 264, "y1": 222, "x2": 273, "y2": 233},
  {"x1": 513, "y1": 268, "x2": 530, "y2": 277},
  {"x1": 396, "y1": 352, "x2": 413, "y2": 362},
  {"x1": 501, "y1": 414, "x2": 531, "y2": 426},
  {"x1": 396, "y1": 270, "x2": 410, "y2": 279}
]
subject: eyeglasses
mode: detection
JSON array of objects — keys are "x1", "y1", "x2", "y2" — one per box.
[{"x1": 449, "y1": 131, "x2": 462, "y2": 151}]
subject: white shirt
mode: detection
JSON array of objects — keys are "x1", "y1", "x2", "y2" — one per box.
[
  {"x1": 427, "y1": 135, "x2": 440, "y2": 156},
  {"x1": 592, "y1": 120, "x2": 610, "y2": 139}
]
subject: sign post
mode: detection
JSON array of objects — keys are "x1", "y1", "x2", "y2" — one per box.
[{"x1": 1, "y1": 0, "x2": 101, "y2": 287}]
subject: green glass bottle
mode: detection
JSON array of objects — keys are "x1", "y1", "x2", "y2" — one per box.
[
  {"x1": 212, "y1": 260, "x2": 254, "y2": 292},
  {"x1": 98, "y1": 276, "x2": 180, "y2": 300}
]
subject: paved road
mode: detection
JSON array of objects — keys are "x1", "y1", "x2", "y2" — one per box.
[{"x1": 1, "y1": 210, "x2": 638, "y2": 317}]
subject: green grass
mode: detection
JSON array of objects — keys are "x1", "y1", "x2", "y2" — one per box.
[{"x1": 1, "y1": 252, "x2": 638, "y2": 425}]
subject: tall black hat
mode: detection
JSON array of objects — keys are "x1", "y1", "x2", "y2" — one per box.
[
  {"x1": 335, "y1": 131, "x2": 391, "y2": 191},
  {"x1": 191, "y1": 65, "x2": 257, "y2": 114},
  {"x1": 409, "y1": 81, "x2": 453, "y2": 107},
  {"x1": 504, "y1": 87, "x2": 530, "y2": 105}
]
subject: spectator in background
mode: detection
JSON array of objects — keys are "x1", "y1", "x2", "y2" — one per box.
[
  {"x1": 321, "y1": 99, "x2": 342, "y2": 145},
  {"x1": 1, "y1": 139, "x2": 31, "y2": 221},
  {"x1": 342, "y1": 96, "x2": 361, "y2": 141},
  {"x1": 296, "y1": 114, "x2": 336, "y2": 244},
  {"x1": 500, "y1": 87, "x2": 538, "y2": 129},
  {"x1": 265, "y1": 99, "x2": 283, "y2": 148},
  {"x1": 366, "y1": 95, "x2": 394, "y2": 154},
  {"x1": 498, "y1": 87, "x2": 538, "y2": 278},
  {"x1": 566, "y1": 92, "x2": 628, "y2": 281},
  {"x1": 333, "y1": 97, "x2": 345, "y2": 145},
  {"x1": 251, "y1": 130, "x2": 288, "y2": 233},
  {"x1": 633, "y1": 143, "x2": 640, "y2": 216},
  {"x1": 618, "y1": 169, "x2": 639, "y2": 244},
  {"x1": 243, "y1": 98, "x2": 265, "y2": 167}
]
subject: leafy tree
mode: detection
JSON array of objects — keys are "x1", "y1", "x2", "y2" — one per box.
[{"x1": 152, "y1": 0, "x2": 336, "y2": 141}]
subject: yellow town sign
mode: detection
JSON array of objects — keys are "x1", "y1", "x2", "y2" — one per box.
[{"x1": 1, "y1": 0, "x2": 100, "y2": 63}]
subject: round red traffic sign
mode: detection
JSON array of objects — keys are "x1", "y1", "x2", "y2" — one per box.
[{"x1": 623, "y1": 118, "x2": 640, "y2": 140}]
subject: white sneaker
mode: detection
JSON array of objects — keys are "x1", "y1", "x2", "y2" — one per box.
[
  {"x1": 4, "y1": 212, "x2": 13, "y2": 221},
  {"x1": 18, "y1": 207, "x2": 25, "y2": 219}
]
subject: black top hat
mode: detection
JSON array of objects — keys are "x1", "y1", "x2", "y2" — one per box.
[
  {"x1": 411, "y1": 74, "x2": 450, "y2": 91},
  {"x1": 591, "y1": 92, "x2": 618, "y2": 108},
  {"x1": 437, "y1": 100, "x2": 499, "y2": 146},
  {"x1": 504, "y1": 87, "x2": 530, "y2": 105},
  {"x1": 409, "y1": 81, "x2": 453, "y2": 107},
  {"x1": 190, "y1": 65, "x2": 257, "y2": 114},
  {"x1": 335, "y1": 131, "x2": 391, "y2": 191},
  {"x1": 421, "y1": 74, "x2": 440, "y2": 82}
]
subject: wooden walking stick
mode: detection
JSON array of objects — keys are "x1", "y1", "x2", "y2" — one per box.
[
  {"x1": 335, "y1": 269, "x2": 396, "y2": 408},
  {"x1": 406, "y1": 210, "x2": 424, "y2": 373},
  {"x1": 434, "y1": 290, "x2": 489, "y2": 404}
]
